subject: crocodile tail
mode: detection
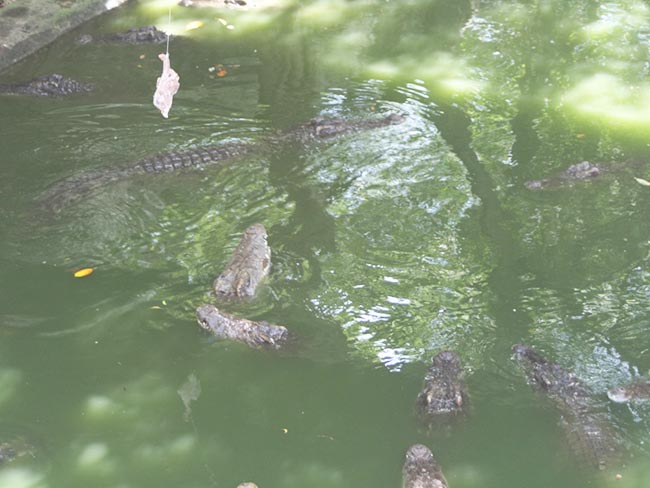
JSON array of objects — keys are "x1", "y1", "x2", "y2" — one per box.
[
  {"x1": 39, "y1": 166, "x2": 137, "y2": 213},
  {"x1": 560, "y1": 412, "x2": 621, "y2": 471},
  {"x1": 134, "y1": 143, "x2": 253, "y2": 173},
  {"x1": 39, "y1": 142, "x2": 255, "y2": 212}
]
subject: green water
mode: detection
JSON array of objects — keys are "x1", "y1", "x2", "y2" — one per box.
[{"x1": 2, "y1": 0, "x2": 650, "y2": 486}]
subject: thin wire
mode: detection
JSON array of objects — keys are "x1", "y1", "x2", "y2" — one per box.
[{"x1": 165, "y1": 6, "x2": 171, "y2": 55}]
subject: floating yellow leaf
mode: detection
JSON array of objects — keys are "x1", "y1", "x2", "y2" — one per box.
[
  {"x1": 282, "y1": 428, "x2": 288, "y2": 434},
  {"x1": 185, "y1": 20, "x2": 204, "y2": 31},
  {"x1": 634, "y1": 177, "x2": 650, "y2": 186},
  {"x1": 150, "y1": 306, "x2": 162, "y2": 310},
  {"x1": 73, "y1": 267, "x2": 94, "y2": 278}
]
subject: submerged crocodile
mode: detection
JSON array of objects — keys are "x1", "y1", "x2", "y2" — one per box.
[
  {"x1": 213, "y1": 224, "x2": 271, "y2": 299},
  {"x1": 402, "y1": 444, "x2": 448, "y2": 488},
  {"x1": 416, "y1": 350, "x2": 467, "y2": 422},
  {"x1": 41, "y1": 113, "x2": 404, "y2": 212},
  {"x1": 0, "y1": 74, "x2": 93, "y2": 96},
  {"x1": 277, "y1": 113, "x2": 404, "y2": 143},
  {"x1": 0, "y1": 443, "x2": 18, "y2": 465},
  {"x1": 524, "y1": 161, "x2": 603, "y2": 190},
  {"x1": 0, "y1": 436, "x2": 35, "y2": 465},
  {"x1": 75, "y1": 25, "x2": 168, "y2": 45},
  {"x1": 608, "y1": 378, "x2": 650, "y2": 403},
  {"x1": 512, "y1": 344, "x2": 620, "y2": 471},
  {"x1": 196, "y1": 304, "x2": 289, "y2": 349}
]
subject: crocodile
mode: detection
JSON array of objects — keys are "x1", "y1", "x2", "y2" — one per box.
[
  {"x1": 0, "y1": 74, "x2": 93, "y2": 96},
  {"x1": 416, "y1": 351, "x2": 467, "y2": 422},
  {"x1": 0, "y1": 443, "x2": 17, "y2": 465},
  {"x1": 402, "y1": 444, "x2": 448, "y2": 488},
  {"x1": 512, "y1": 344, "x2": 621, "y2": 471},
  {"x1": 277, "y1": 113, "x2": 404, "y2": 144},
  {"x1": 608, "y1": 378, "x2": 650, "y2": 403},
  {"x1": 40, "y1": 113, "x2": 404, "y2": 212},
  {"x1": 213, "y1": 224, "x2": 271, "y2": 299},
  {"x1": 0, "y1": 436, "x2": 35, "y2": 465},
  {"x1": 1, "y1": 26, "x2": 168, "y2": 97},
  {"x1": 196, "y1": 304, "x2": 289, "y2": 349},
  {"x1": 524, "y1": 161, "x2": 603, "y2": 190},
  {"x1": 75, "y1": 25, "x2": 168, "y2": 45},
  {"x1": 42, "y1": 142, "x2": 258, "y2": 212}
]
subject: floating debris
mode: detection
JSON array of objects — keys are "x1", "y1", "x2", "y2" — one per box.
[
  {"x1": 73, "y1": 267, "x2": 94, "y2": 278},
  {"x1": 185, "y1": 20, "x2": 204, "y2": 31},
  {"x1": 634, "y1": 176, "x2": 650, "y2": 187},
  {"x1": 153, "y1": 52, "x2": 180, "y2": 118},
  {"x1": 216, "y1": 18, "x2": 235, "y2": 29},
  {"x1": 208, "y1": 64, "x2": 228, "y2": 77},
  {"x1": 153, "y1": 7, "x2": 180, "y2": 118}
]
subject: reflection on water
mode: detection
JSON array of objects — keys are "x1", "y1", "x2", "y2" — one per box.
[{"x1": 2, "y1": 0, "x2": 650, "y2": 486}]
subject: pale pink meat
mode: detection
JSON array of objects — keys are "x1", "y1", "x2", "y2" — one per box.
[{"x1": 153, "y1": 53, "x2": 180, "y2": 118}]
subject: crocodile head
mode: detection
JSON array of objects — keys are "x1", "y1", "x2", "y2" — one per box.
[
  {"x1": 196, "y1": 304, "x2": 225, "y2": 335},
  {"x1": 512, "y1": 344, "x2": 585, "y2": 395},
  {"x1": 405, "y1": 444, "x2": 435, "y2": 465},
  {"x1": 403, "y1": 444, "x2": 447, "y2": 488},
  {"x1": 417, "y1": 350, "x2": 467, "y2": 416},
  {"x1": 607, "y1": 386, "x2": 631, "y2": 403},
  {"x1": 565, "y1": 161, "x2": 601, "y2": 179},
  {"x1": 607, "y1": 379, "x2": 650, "y2": 403}
]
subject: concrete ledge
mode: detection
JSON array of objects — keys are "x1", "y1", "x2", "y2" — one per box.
[{"x1": 0, "y1": 0, "x2": 128, "y2": 73}]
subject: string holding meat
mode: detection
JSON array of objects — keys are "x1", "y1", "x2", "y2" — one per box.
[{"x1": 153, "y1": 52, "x2": 180, "y2": 118}]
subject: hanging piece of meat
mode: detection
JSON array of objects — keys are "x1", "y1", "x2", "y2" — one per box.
[{"x1": 153, "y1": 52, "x2": 180, "y2": 118}]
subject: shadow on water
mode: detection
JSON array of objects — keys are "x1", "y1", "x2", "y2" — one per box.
[{"x1": 401, "y1": 96, "x2": 528, "y2": 355}]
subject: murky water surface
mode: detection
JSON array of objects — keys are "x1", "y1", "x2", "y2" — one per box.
[{"x1": 2, "y1": 0, "x2": 650, "y2": 486}]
